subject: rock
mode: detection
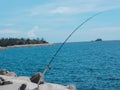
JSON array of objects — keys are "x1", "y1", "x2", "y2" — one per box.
[
  {"x1": 0, "y1": 69, "x2": 8, "y2": 75},
  {"x1": 67, "y1": 85, "x2": 77, "y2": 90},
  {"x1": 0, "y1": 77, "x2": 13, "y2": 85},
  {"x1": 0, "y1": 75, "x2": 76, "y2": 90},
  {"x1": 0, "y1": 77, "x2": 5, "y2": 85},
  {"x1": 3, "y1": 81, "x2": 13, "y2": 85},
  {"x1": 95, "y1": 38, "x2": 102, "y2": 41},
  {"x1": 19, "y1": 84, "x2": 26, "y2": 90},
  {"x1": 30, "y1": 72, "x2": 44, "y2": 84},
  {"x1": 6, "y1": 72, "x2": 16, "y2": 77},
  {"x1": 0, "y1": 69, "x2": 16, "y2": 77}
]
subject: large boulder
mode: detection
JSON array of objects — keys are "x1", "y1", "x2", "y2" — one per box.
[{"x1": 30, "y1": 72, "x2": 44, "y2": 84}]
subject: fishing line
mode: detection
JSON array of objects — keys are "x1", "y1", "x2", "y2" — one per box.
[{"x1": 43, "y1": 12, "x2": 102, "y2": 75}]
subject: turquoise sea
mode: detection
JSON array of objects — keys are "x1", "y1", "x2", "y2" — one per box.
[{"x1": 0, "y1": 41, "x2": 120, "y2": 90}]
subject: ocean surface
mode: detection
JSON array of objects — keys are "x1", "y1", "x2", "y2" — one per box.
[{"x1": 0, "y1": 41, "x2": 120, "y2": 90}]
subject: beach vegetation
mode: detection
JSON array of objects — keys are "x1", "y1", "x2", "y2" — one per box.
[{"x1": 0, "y1": 38, "x2": 48, "y2": 47}]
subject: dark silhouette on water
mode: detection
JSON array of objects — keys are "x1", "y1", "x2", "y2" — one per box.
[{"x1": 95, "y1": 38, "x2": 102, "y2": 41}]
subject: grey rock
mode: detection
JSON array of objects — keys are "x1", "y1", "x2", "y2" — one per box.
[{"x1": 0, "y1": 69, "x2": 8, "y2": 75}]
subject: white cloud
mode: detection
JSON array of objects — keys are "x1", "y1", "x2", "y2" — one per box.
[
  {"x1": 2, "y1": 26, "x2": 119, "y2": 42},
  {"x1": 27, "y1": 26, "x2": 39, "y2": 38},
  {"x1": 0, "y1": 23, "x2": 14, "y2": 27},
  {"x1": 25, "y1": 26, "x2": 73, "y2": 42},
  {"x1": 0, "y1": 30, "x2": 21, "y2": 34},
  {"x1": 27, "y1": 31, "x2": 36, "y2": 38},
  {"x1": 0, "y1": 29, "x2": 24, "y2": 38},
  {"x1": 49, "y1": 6, "x2": 76, "y2": 14},
  {"x1": 28, "y1": 0, "x2": 120, "y2": 16},
  {"x1": 28, "y1": 4, "x2": 51, "y2": 16},
  {"x1": 91, "y1": 27, "x2": 120, "y2": 32},
  {"x1": 72, "y1": 27, "x2": 120, "y2": 41},
  {"x1": 25, "y1": 25, "x2": 120, "y2": 42},
  {"x1": 1, "y1": 0, "x2": 119, "y2": 42}
]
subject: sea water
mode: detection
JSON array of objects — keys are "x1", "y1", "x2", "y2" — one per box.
[{"x1": 0, "y1": 41, "x2": 120, "y2": 90}]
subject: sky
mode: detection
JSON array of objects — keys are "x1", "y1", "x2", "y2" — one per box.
[{"x1": 0, "y1": 0, "x2": 120, "y2": 43}]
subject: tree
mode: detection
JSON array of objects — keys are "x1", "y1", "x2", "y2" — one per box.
[{"x1": 0, "y1": 38, "x2": 48, "y2": 47}]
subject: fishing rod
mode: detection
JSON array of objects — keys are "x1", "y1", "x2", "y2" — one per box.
[{"x1": 42, "y1": 12, "x2": 102, "y2": 75}]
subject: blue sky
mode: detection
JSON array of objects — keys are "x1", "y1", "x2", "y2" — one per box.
[{"x1": 0, "y1": 0, "x2": 120, "y2": 43}]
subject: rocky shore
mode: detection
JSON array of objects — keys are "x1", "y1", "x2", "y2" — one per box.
[{"x1": 0, "y1": 69, "x2": 76, "y2": 90}]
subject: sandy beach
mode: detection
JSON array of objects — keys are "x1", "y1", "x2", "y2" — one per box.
[
  {"x1": 0, "y1": 47, "x2": 5, "y2": 50},
  {"x1": 0, "y1": 43, "x2": 53, "y2": 50}
]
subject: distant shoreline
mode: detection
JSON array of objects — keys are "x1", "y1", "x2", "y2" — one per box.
[
  {"x1": 55, "y1": 40, "x2": 120, "y2": 44},
  {"x1": 1, "y1": 40, "x2": 120, "y2": 50},
  {"x1": 0, "y1": 43, "x2": 53, "y2": 50}
]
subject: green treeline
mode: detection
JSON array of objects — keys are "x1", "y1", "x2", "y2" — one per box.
[{"x1": 0, "y1": 38, "x2": 48, "y2": 47}]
